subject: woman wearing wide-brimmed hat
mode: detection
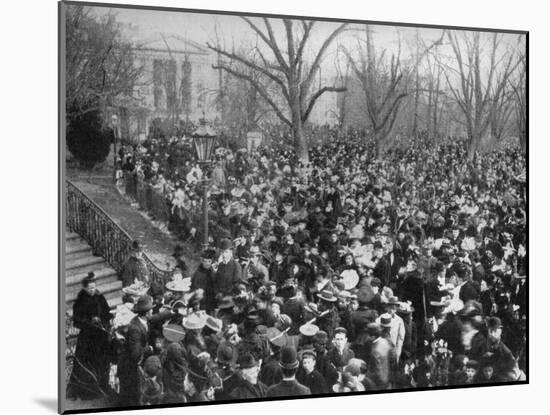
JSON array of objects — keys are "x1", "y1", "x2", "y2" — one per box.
[{"x1": 316, "y1": 289, "x2": 340, "y2": 339}]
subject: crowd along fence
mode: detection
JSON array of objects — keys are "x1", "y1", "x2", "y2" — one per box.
[{"x1": 122, "y1": 172, "x2": 230, "y2": 247}]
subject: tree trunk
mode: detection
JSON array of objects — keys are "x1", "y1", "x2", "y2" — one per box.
[
  {"x1": 413, "y1": 70, "x2": 419, "y2": 138},
  {"x1": 374, "y1": 128, "x2": 383, "y2": 158},
  {"x1": 467, "y1": 130, "x2": 482, "y2": 162},
  {"x1": 295, "y1": 123, "x2": 308, "y2": 161}
]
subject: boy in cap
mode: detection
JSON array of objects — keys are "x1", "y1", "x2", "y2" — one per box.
[{"x1": 296, "y1": 349, "x2": 329, "y2": 395}]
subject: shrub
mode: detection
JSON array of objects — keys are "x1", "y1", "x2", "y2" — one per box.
[{"x1": 67, "y1": 110, "x2": 112, "y2": 168}]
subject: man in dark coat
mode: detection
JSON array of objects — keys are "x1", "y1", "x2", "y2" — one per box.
[
  {"x1": 117, "y1": 295, "x2": 154, "y2": 406},
  {"x1": 191, "y1": 248, "x2": 217, "y2": 312},
  {"x1": 269, "y1": 251, "x2": 288, "y2": 285},
  {"x1": 373, "y1": 242, "x2": 391, "y2": 288},
  {"x1": 67, "y1": 274, "x2": 113, "y2": 400},
  {"x1": 399, "y1": 258, "x2": 426, "y2": 325},
  {"x1": 282, "y1": 285, "x2": 306, "y2": 335},
  {"x1": 229, "y1": 354, "x2": 269, "y2": 400},
  {"x1": 385, "y1": 239, "x2": 405, "y2": 290},
  {"x1": 266, "y1": 346, "x2": 311, "y2": 397},
  {"x1": 117, "y1": 295, "x2": 171, "y2": 406},
  {"x1": 312, "y1": 331, "x2": 339, "y2": 387},
  {"x1": 214, "y1": 239, "x2": 243, "y2": 297},
  {"x1": 326, "y1": 327, "x2": 355, "y2": 371}
]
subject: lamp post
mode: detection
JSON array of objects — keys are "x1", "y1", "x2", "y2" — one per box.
[
  {"x1": 111, "y1": 114, "x2": 119, "y2": 183},
  {"x1": 192, "y1": 119, "x2": 217, "y2": 248}
]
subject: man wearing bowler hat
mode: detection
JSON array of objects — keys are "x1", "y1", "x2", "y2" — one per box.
[
  {"x1": 266, "y1": 346, "x2": 311, "y2": 397},
  {"x1": 214, "y1": 238, "x2": 243, "y2": 298}
]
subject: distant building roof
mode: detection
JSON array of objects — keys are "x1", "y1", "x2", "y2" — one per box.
[{"x1": 139, "y1": 33, "x2": 209, "y2": 55}]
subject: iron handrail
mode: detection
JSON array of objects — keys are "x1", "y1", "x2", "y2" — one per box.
[{"x1": 65, "y1": 179, "x2": 172, "y2": 284}]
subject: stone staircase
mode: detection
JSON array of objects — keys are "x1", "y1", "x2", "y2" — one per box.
[{"x1": 65, "y1": 231, "x2": 123, "y2": 313}]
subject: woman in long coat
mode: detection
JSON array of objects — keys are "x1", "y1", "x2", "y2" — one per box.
[{"x1": 66, "y1": 274, "x2": 113, "y2": 400}]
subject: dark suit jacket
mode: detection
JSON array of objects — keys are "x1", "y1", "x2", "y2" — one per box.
[
  {"x1": 326, "y1": 345, "x2": 355, "y2": 371},
  {"x1": 399, "y1": 271, "x2": 426, "y2": 322},
  {"x1": 374, "y1": 257, "x2": 391, "y2": 288},
  {"x1": 229, "y1": 379, "x2": 269, "y2": 400},
  {"x1": 296, "y1": 369, "x2": 329, "y2": 395},
  {"x1": 259, "y1": 355, "x2": 283, "y2": 387},
  {"x1": 315, "y1": 350, "x2": 339, "y2": 386},
  {"x1": 215, "y1": 259, "x2": 243, "y2": 295},
  {"x1": 117, "y1": 316, "x2": 149, "y2": 405},
  {"x1": 266, "y1": 379, "x2": 311, "y2": 397},
  {"x1": 122, "y1": 316, "x2": 149, "y2": 364}
]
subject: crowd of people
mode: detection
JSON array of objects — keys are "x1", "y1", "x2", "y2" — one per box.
[{"x1": 67, "y1": 128, "x2": 527, "y2": 407}]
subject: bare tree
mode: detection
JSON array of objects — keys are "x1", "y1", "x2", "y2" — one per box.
[
  {"x1": 332, "y1": 46, "x2": 352, "y2": 134},
  {"x1": 342, "y1": 25, "x2": 409, "y2": 157},
  {"x1": 65, "y1": 5, "x2": 144, "y2": 122},
  {"x1": 207, "y1": 18, "x2": 348, "y2": 160},
  {"x1": 510, "y1": 52, "x2": 526, "y2": 151},
  {"x1": 442, "y1": 31, "x2": 522, "y2": 160}
]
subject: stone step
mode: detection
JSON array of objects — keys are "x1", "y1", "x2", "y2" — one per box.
[
  {"x1": 66, "y1": 266, "x2": 118, "y2": 288},
  {"x1": 66, "y1": 249, "x2": 95, "y2": 261},
  {"x1": 66, "y1": 255, "x2": 105, "y2": 272},
  {"x1": 66, "y1": 240, "x2": 92, "y2": 255},
  {"x1": 65, "y1": 231, "x2": 81, "y2": 242},
  {"x1": 66, "y1": 280, "x2": 123, "y2": 305}
]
